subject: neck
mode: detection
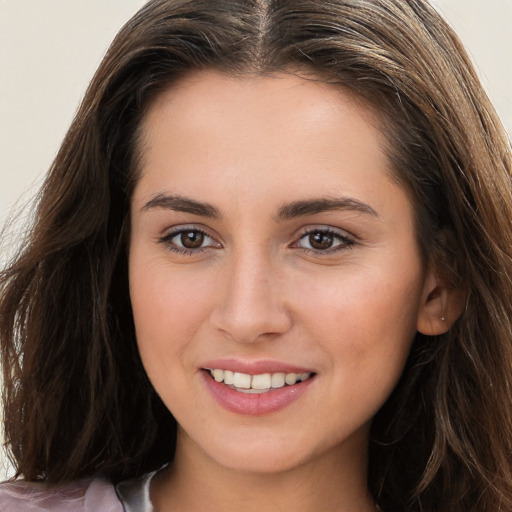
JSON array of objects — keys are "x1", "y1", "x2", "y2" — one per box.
[{"x1": 151, "y1": 431, "x2": 376, "y2": 512}]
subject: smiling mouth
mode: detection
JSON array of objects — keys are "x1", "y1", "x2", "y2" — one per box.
[{"x1": 205, "y1": 369, "x2": 314, "y2": 394}]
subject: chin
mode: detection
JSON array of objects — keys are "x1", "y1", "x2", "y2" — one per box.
[
  {"x1": 198, "y1": 426, "x2": 346, "y2": 476},
  {"x1": 215, "y1": 448, "x2": 307, "y2": 475},
  {"x1": 188, "y1": 428, "x2": 313, "y2": 474}
]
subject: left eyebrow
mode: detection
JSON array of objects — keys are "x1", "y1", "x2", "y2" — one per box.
[
  {"x1": 141, "y1": 193, "x2": 221, "y2": 218},
  {"x1": 276, "y1": 197, "x2": 379, "y2": 220}
]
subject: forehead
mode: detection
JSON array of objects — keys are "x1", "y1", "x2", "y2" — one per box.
[
  {"x1": 142, "y1": 69, "x2": 383, "y2": 132},
  {"x1": 136, "y1": 69, "x2": 392, "y2": 195}
]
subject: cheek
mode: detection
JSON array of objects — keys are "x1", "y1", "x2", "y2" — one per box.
[
  {"x1": 291, "y1": 262, "x2": 422, "y2": 383},
  {"x1": 294, "y1": 263, "x2": 421, "y2": 335},
  {"x1": 128, "y1": 251, "x2": 217, "y2": 371}
]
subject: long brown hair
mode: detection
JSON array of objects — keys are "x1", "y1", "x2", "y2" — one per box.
[{"x1": 1, "y1": 1, "x2": 512, "y2": 510}]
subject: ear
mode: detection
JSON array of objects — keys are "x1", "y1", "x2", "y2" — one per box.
[{"x1": 417, "y1": 267, "x2": 465, "y2": 335}]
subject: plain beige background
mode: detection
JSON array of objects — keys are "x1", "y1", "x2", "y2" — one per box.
[{"x1": 1, "y1": 0, "x2": 511, "y2": 478}]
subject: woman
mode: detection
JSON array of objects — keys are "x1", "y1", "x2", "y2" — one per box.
[{"x1": 1, "y1": 0, "x2": 511, "y2": 510}]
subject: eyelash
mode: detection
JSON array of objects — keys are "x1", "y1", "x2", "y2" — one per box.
[
  {"x1": 158, "y1": 227, "x2": 218, "y2": 256},
  {"x1": 292, "y1": 227, "x2": 355, "y2": 254},
  {"x1": 157, "y1": 226, "x2": 355, "y2": 256}
]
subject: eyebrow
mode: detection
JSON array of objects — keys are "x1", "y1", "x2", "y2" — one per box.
[
  {"x1": 141, "y1": 193, "x2": 378, "y2": 220},
  {"x1": 142, "y1": 194, "x2": 221, "y2": 218},
  {"x1": 276, "y1": 197, "x2": 379, "y2": 220}
]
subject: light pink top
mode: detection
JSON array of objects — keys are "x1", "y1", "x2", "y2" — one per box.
[
  {"x1": 0, "y1": 477, "x2": 123, "y2": 511},
  {"x1": 0, "y1": 469, "x2": 158, "y2": 511}
]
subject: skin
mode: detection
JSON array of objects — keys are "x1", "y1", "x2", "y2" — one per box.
[{"x1": 129, "y1": 70, "x2": 452, "y2": 512}]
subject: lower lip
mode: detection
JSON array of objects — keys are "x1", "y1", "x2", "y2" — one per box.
[{"x1": 201, "y1": 371, "x2": 315, "y2": 416}]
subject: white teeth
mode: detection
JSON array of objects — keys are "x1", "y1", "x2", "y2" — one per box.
[
  {"x1": 208, "y1": 369, "x2": 312, "y2": 391},
  {"x1": 285, "y1": 373, "x2": 298, "y2": 385},
  {"x1": 212, "y1": 369, "x2": 224, "y2": 382},
  {"x1": 251, "y1": 373, "x2": 271, "y2": 390},
  {"x1": 232, "y1": 372, "x2": 251, "y2": 389},
  {"x1": 271, "y1": 372, "x2": 285, "y2": 388},
  {"x1": 223, "y1": 370, "x2": 234, "y2": 385}
]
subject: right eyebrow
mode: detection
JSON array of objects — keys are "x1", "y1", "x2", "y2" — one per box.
[
  {"x1": 141, "y1": 193, "x2": 221, "y2": 219},
  {"x1": 276, "y1": 197, "x2": 379, "y2": 220}
]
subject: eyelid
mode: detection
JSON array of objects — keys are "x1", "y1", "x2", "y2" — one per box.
[
  {"x1": 157, "y1": 224, "x2": 222, "y2": 254},
  {"x1": 158, "y1": 223, "x2": 218, "y2": 240},
  {"x1": 291, "y1": 225, "x2": 356, "y2": 254}
]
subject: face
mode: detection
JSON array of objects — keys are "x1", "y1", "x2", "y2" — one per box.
[{"x1": 129, "y1": 70, "x2": 437, "y2": 476}]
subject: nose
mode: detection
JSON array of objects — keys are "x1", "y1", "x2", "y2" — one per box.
[{"x1": 210, "y1": 249, "x2": 293, "y2": 343}]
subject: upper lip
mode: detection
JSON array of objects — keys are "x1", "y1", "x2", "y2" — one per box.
[{"x1": 200, "y1": 358, "x2": 315, "y2": 375}]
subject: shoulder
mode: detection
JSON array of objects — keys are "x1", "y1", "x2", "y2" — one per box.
[{"x1": 0, "y1": 476, "x2": 123, "y2": 512}]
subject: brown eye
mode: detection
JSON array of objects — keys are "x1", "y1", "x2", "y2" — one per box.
[
  {"x1": 295, "y1": 228, "x2": 354, "y2": 253},
  {"x1": 309, "y1": 232, "x2": 334, "y2": 250},
  {"x1": 180, "y1": 231, "x2": 205, "y2": 249},
  {"x1": 159, "y1": 227, "x2": 221, "y2": 254}
]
